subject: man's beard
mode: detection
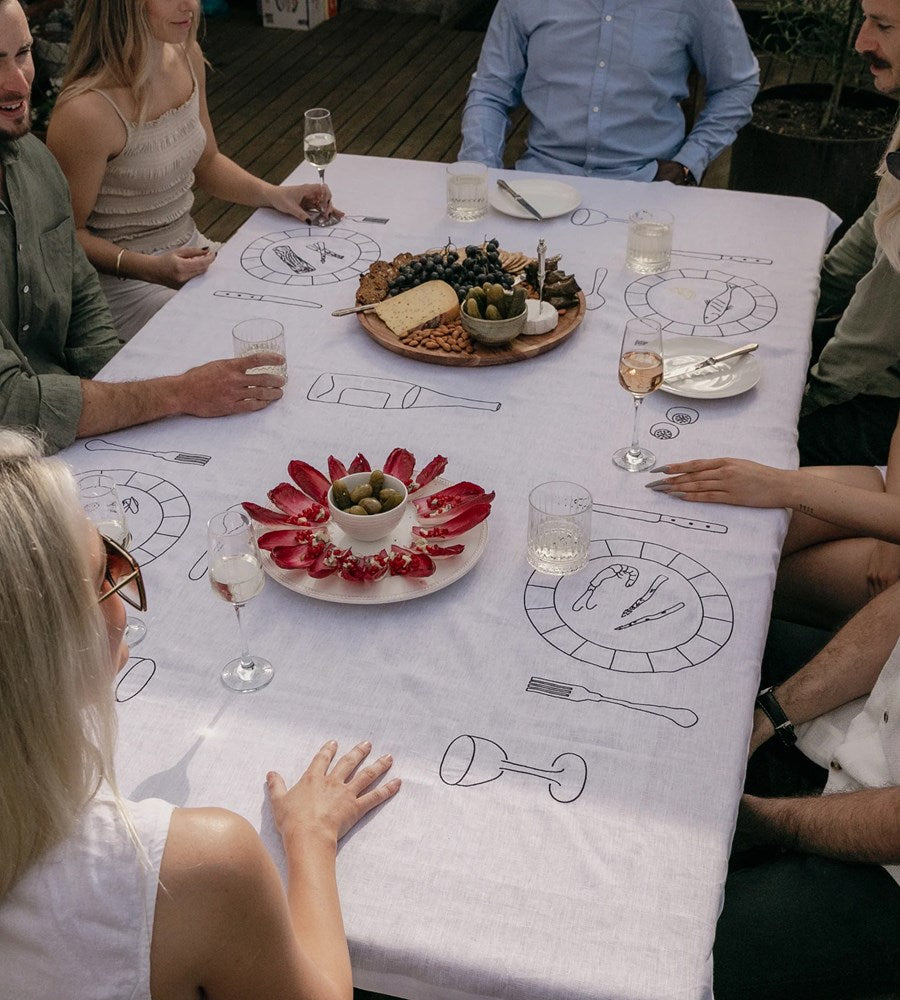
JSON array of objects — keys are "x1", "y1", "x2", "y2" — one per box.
[{"x1": 0, "y1": 94, "x2": 31, "y2": 141}]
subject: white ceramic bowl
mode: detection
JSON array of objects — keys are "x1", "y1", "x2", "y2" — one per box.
[{"x1": 327, "y1": 471, "x2": 408, "y2": 542}]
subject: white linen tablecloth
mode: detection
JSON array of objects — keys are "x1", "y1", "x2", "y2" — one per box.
[{"x1": 60, "y1": 155, "x2": 836, "y2": 1000}]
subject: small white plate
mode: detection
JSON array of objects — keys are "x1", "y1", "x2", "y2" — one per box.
[
  {"x1": 490, "y1": 179, "x2": 582, "y2": 220},
  {"x1": 661, "y1": 336, "x2": 761, "y2": 399},
  {"x1": 261, "y1": 479, "x2": 488, "y2": 605}
]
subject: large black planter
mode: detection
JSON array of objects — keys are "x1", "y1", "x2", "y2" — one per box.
[{"x1": 729, "y1": 84, "x2": 897, "y2": 240}]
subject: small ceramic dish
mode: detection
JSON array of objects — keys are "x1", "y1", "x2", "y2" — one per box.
[
  {"x1": 327, "y1": 472, "x2": 408, "y2": 541},
  {"x1": 461, "y1": 307, "x2": 527, "y2": 345}
]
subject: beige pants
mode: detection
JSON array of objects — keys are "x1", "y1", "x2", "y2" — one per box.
[{"x1": 99, "y1": 228, "x2": 221, "y2": 342}]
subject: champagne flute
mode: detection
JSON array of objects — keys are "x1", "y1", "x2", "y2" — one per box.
[
  {"x1": 613, "y1": 317, "x2": 663, "y2": 472},
  {"x1": 303, "y1": 107, "x2": 338, "y2": 228},
  {"x1": 78, "y1": 474, "x2": 147, "y2": 647},
  {"x1": 207, "y1": 509, "x2": 273, "y2": 692}
]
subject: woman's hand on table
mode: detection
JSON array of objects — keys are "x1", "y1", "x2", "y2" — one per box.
[
  {"x1": 266, "y1": 182, "x2": 344, "y2": 224},
  {"x1": 267, "y1": 740, "x2": 400, "y2": 849},
  {"x1": 149, "y1": 246, "x2": 217, "y2": 289},
  {"x1": 645, "y1": 458, "x2": 795, "y2": 508}
]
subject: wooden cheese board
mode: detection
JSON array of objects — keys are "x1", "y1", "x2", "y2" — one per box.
[{"x1": 357, "y1": 293, "x2": 586, "y2": 367}]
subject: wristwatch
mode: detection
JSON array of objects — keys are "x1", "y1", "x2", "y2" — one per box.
[{"x1": 755, "y1": 686, "x2": 796, "y2": 747}]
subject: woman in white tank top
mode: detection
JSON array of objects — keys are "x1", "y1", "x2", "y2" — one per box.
[
  {"x1": 0, "y1": 429, "x2": 400, "y2": 1000},
  {"x1": 46, "y1": 0, "x2": 340, "y2": 341}
]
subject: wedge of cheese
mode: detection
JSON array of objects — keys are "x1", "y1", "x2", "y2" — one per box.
[{"x1": 372, "y1": 281, "x2": 460, "y2": 335}]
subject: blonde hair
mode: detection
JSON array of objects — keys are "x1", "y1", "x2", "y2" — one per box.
[
  {"x1": 58, "y1": 0, "x2": 201, "y2": 121},
  {"x1": 875, "y1": 115, "x2": 900, "y2": 273},
  {"x1": 0, "y1": 430, "x2": 118, "y2": 898}
]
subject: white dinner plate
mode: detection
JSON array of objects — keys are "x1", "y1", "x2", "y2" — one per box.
[
  {"x1": 661, "y1": 336, "x2": 761, "y2": 399},
  {"x1": 261, "y1": 479, "x2": 489, "y2": 605},
  {"x1": 490, "y1": 179, "x2": 582, "y2": 220}
]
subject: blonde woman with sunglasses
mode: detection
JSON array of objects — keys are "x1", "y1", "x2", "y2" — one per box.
[{"x1": 0, "y1": 428, "x2": 399, "y2": 999}]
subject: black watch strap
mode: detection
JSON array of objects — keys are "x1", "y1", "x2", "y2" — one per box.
[{"x1": 756, "y1": 686, "x2": 796, "y2": 747}]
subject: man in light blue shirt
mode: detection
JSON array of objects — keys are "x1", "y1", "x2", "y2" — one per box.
[{"x1": 459, "y1": 0, "x2": 759, "y2": 184}]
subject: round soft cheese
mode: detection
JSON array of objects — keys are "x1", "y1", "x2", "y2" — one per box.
[{"x1": 523, "y1": 299, "x2": 559, "y2": 336}]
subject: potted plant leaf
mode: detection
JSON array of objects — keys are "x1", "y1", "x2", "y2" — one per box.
[{"x1": 730, "y1": 0, "x2": 897, "y2": 239}]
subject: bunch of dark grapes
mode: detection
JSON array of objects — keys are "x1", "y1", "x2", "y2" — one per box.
[{"x1": 386, "y1": 238, "x2": 514, "y2": 302}]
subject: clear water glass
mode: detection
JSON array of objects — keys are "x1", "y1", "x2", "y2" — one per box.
[
  {"x1": 626, "y1": 208, "x2": 674, "y2": 274},
  {"x1": 446, "y1": 161, "x2": 488, "y2": 221},
  {"x1": 232, "y1": 317, "x2": 287, "y2": 380},
  {"x1": 526, "y1": 481, "x2": 592, "y2": 576}
]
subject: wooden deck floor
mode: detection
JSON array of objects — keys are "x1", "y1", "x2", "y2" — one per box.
[{"x1": 195, "y1": 5, "x2": 529, "y2": 242}]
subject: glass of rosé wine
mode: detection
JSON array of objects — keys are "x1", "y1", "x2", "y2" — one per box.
[{"x1": 613, "y1": 317, "x2": 663, "y2": 472}]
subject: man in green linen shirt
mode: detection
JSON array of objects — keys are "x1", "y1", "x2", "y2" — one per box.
[
  {"x1": 797, "y1": 0, "x2": 900, "y2": 467},
  {"x1": 798, "y1": 199, "x2": 900, "y2": 467},
  {"x1": 0, "y1": 0, "x2": 284, "y2": 454}
]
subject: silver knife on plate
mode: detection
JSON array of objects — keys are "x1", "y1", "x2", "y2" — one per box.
[
  {"x1": 215, "y1": 290, "x2": 322, "y2": 309},
  {"x1": 665, "y1": 343, "x2": 758, "y2": 382},
  {"x1": 593, "y1": 503, "x2": 727, "y2": 533},
  {"x1": 496, "y1": 179, "x2": 544, "y2": 221}
]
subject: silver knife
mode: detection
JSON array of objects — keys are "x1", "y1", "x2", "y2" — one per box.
[
  {"x1": 343, "y1": 215, "x2": 390, "y2": 224},
  {"x1": 496, "y1": 179, "x2": 544, "y2": 221},
  {"x1": 214, "y1": 290, "x2": 322, "y2": 309},
  {"x1": 673, "y1": 250, "x2": 773, "y2": 264},
  {"x1": 665, "y1": 343, "x2": 758, "y2": 382},
  {"x1": 592, "y1": 503, "x2": 727, "y2": 533}
]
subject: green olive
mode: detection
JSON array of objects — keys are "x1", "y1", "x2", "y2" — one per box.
[
  {"x1": 346, "y1": 504, "x2": 368, "y2": 516},
  {"x1": 360, "y1": 497, "x2": 383, "y2": 514},
  {"x1": 331, "y1": 479, "x2": 353, "y2": 510},
  {"x1": 349, "y1": 483, "x2": 374, "y2": 503},
  {"x1": 379, "y1": 488, "x2": 404, "y2": 511},
  {"x1": 369, "y1": 469, "x2": 385, "y2": 493}
]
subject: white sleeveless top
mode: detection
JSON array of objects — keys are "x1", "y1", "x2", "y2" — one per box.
[
  {"x1": 86, "y1": 50, "x2": 207, "y2": 254},
  {"x1": 0, "y1": 787, "x2": 174, "y2": 1000}
]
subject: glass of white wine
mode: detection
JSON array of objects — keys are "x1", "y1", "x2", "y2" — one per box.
[
  {"x1": 303, "y1": 107, "x2": 338, "y2": 228},
  {"x1": 207, "y1": 509, "x2": 273, "y2": 693},
  {"x1": 613, "y1": 317, "x2": 663, "y2": 472},
  {"x1": 78, "y1": 473, "x2": 147, "y2": 647}
]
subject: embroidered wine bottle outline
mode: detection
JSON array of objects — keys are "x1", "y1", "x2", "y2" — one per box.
[{"x1": 307, "y1": 373, "x2": 501, "y2": 411}]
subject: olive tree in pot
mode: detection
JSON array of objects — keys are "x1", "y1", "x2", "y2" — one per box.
[{"x1": 729, "y1": 0, "x2": 897, "y2": 239}]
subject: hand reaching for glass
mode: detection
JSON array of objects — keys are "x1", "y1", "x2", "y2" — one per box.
[
  {"x1": 266, "y1": 181, "x2": 344, "y2": 226},
  {"x1": 266, "y1": 740, "x2": 400, "y2": 845}
]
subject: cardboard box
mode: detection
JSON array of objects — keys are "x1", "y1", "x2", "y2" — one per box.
[{"x1": 261, "y1": 0, "x2": 337, "y2": 31}]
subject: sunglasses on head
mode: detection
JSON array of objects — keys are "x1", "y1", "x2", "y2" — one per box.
[
  {"x1": 98, "y1": 535, "x2": 147, "y2": 611},
  {"x1": 887, "y1": 151, "x2": 900, "y2": 180}
]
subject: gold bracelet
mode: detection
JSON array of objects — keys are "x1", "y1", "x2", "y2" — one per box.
[{"x1": 115, "y1": 248, "x2": 126, "y2": 279}]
